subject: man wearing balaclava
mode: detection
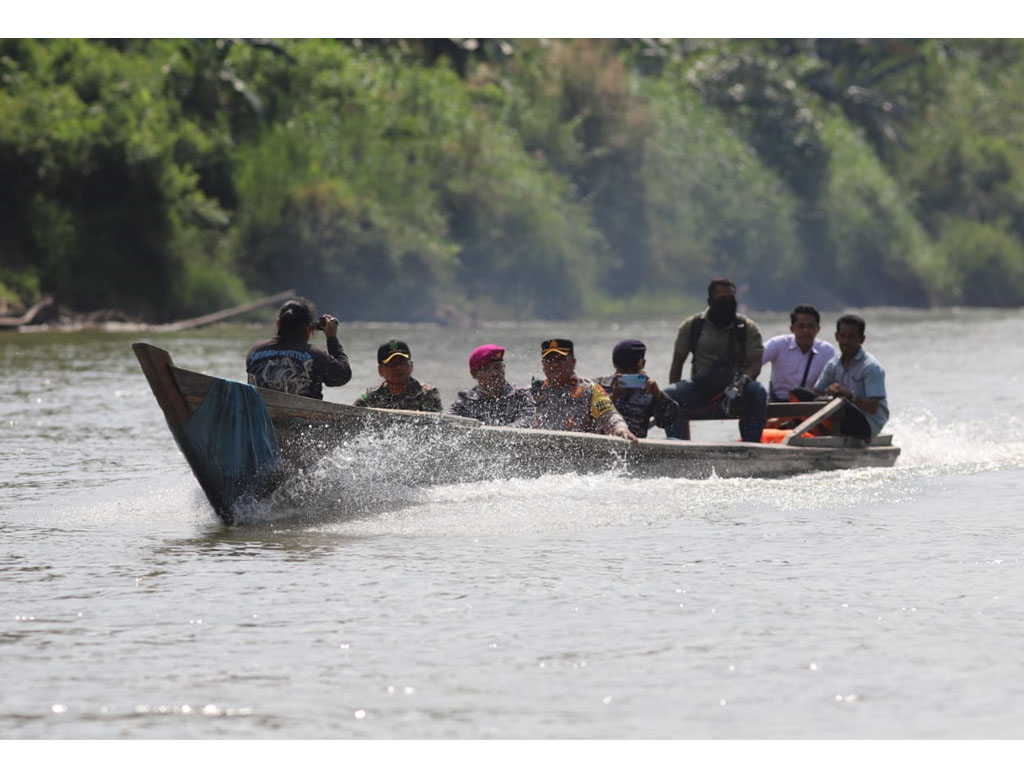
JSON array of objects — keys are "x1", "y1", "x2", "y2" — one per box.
[{"x1": 662, "y1": 278, "x2": 767, "y2": 442}]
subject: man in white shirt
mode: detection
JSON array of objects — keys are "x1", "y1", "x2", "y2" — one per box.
[{"x1": 761, "y1": 304, "x2": 836, "y2": 402}]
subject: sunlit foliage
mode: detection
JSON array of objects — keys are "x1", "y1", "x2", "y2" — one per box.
[{"x1": 2, "y1": 38, "x2": 1023, "y2": 320}]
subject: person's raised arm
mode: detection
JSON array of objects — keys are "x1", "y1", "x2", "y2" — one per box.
[
  {"x1": 652, "y1": 380, "x2": 680, "y2": 428},
  {"x1": 316, "y1": 315, "x2": 352, "y2": 387}
]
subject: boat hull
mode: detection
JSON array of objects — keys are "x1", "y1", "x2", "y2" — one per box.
[{"x1": 133, "y1": 343, "x2": 900, "y2": 523}]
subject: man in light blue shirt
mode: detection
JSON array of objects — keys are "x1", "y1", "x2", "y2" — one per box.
[
  {"x1": 762, "y1": 304, "x2": 836, "y2": 401},
  {"x1": 813, "y1": 314, "x2": 889, "y2": 439}
]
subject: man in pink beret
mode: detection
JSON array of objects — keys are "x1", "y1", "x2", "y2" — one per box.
[{"x1": 449, "y1": 344, "x2": 535, "y2": 426}]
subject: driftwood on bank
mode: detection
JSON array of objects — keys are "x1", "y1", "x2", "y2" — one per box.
[
  {"x1": 0, "y1": 296, "x2": 56, "y2": 330},
  {"x1": 154, "y1": 289, "x2": 296, "y2": 331},
  {"x1": 1, "y1": 290, "x2": 296, "y2": 332}
]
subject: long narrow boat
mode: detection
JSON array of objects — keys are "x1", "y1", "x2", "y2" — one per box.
[{"x1": 133, "y1": 343, "x2": 900, "y2": 524}]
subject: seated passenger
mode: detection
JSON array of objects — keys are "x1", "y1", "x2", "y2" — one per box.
[
  {"x1": 662, "y1": 277, "x2": 768, "y2": 442},
  {"x1": 355, "y1": 339, "x2": 442, "y2": 412},
  {"x1": 450, "y1": 344, "x2": 535, "y2": 426},
  {"x1": 762, "y1": 304, "x2": 836, "y2": 402},
  {"x1": 812, "y1": 314, "x2": 889, "y2": 440},
  {"x1": 532, "y1": 338, "x2": 637, "y2": 442},
  {"x1": 246, "y1": 297, "x2": 351, "y2": 399},
  {"x1": 596, "y1": 339, "x2": 679, "y2": 439}
]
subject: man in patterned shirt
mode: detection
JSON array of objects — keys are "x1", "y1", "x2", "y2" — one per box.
[
  {"x1": 246, "y1": 298, "x2": 351, "y2": 400},
  {"x1": 354, "y1": 339, "x2": 442, "y2": 412},
  {"x1": 532, "y1": 338, "x2": 637, "y2": 442}
]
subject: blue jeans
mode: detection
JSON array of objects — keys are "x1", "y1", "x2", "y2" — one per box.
[{"x1": 662, "y1": 379, "x2": 768, "y2": 442}]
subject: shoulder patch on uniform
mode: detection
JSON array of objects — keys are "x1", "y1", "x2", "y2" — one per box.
[{"x1": 589, "y1": 382, "x2": 616, "y2": 418}]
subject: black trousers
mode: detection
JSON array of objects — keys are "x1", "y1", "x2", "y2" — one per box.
[{"x1": 839, "y1": 403, "x2": 872, "y2": 440}]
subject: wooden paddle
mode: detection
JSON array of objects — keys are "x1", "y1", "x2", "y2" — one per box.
[{"x1": 780, "y1": 397, "x2": 845, "y2": 446}]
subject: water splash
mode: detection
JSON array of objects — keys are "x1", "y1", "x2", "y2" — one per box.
[
  {"x1": 228, "y1": 409, "x2": 1011, "y2": 532},
  {"x1": 58, "y1": 409, "x2": 1024, "y2": 533},
  {"x1": 889, "y1": 410, "x2": 1024, "y2": 475},
  {"x1": 230, "y1": 421, "x2": 515, "y2": 526},
  {"x1": 324, "y1": 464, "x2": 922, "y2": 537}
]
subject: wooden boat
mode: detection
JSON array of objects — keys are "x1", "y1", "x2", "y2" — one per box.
[{"x1": 133, "y1": 343, "x2": 900, "y2": 524}]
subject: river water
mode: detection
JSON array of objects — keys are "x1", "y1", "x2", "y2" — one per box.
[{"x1": 3, "y1": 309, "x2": 1024, "y2": 739}]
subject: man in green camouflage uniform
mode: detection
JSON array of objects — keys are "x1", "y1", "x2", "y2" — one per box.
[
  {"x1": 533, "y1": 338, "x2": 637, "y2": 442},
  {"x1": 354, "y1": 339, "x2": 442, "y2": 412}
]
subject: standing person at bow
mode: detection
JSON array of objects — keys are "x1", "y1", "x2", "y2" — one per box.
[
  {"x1": 663, "y1": 277, "x2": 768, "y2": 442},
  {"x1": 532, "y1": 338, "x2": 637, "y2": 443},
  {"x1": 246, "y1": 297, "x2": 352, "y2": 400},
  {"x1": 354, "y1": 340, "x2": 442, "y2": 412},
  {"x1": 450, "y1": 344, "x2": 535, "y2": 426}
]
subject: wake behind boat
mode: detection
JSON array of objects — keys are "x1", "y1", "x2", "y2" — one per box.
[{"x1": 132, "y1": 343, "x2": 900, "y2": 524}]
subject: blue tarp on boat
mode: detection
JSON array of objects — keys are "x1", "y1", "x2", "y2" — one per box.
[{"x1": 171, "y1": 378, "x2": 281, "y2": 522}]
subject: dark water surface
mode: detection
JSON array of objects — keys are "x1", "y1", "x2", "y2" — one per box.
[{"x1": 4, "y1": 310, "x2": 1024, "y2": 738}]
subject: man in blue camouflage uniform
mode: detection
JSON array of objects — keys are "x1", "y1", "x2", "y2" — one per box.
[
  {"x1": 450, "y1": 344, "x2": 535, "y2": 426},
  {"x1": 596, "y1": 339, "x2": 679, "y2": 439}
]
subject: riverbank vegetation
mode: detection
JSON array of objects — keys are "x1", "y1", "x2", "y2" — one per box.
[{"x1": 3, "y1": 38, "x2": 1024, "y2": 321}]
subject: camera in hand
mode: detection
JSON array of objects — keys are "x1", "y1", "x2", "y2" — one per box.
[
  {"x1": 723, "y1": 373, "x2": 748, "y2": 402},
  {"x1": 314, "y1": 314, "x2": 328, "y2": 330}
]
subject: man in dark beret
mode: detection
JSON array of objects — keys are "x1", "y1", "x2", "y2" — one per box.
[{"x1": 596, "y1": 339, "x2": 679, "y2": 439}]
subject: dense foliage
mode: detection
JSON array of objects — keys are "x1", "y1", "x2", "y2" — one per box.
[{"x1": 2, "y1": 38, "x2": 1023, "y2": 321}]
